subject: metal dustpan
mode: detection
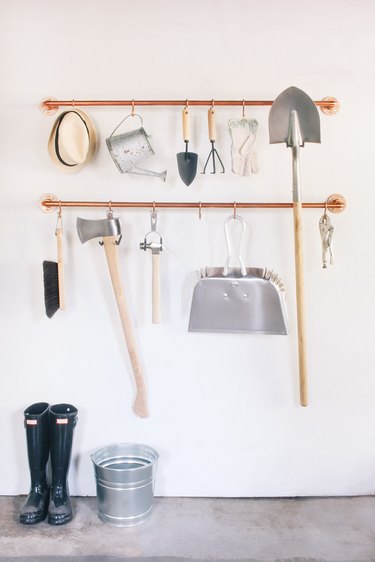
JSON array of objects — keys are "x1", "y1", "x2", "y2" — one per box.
[{"x1": 188, "y1": 216, "x2": 288, "y2": 335}]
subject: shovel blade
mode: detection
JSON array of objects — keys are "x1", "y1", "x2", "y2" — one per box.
[
  {"x1": 269, "y1": 86, "x2": 321, "y2": 146},
  {"x1": 177, "y1": 151, "x2": 198, "y2": 186}
]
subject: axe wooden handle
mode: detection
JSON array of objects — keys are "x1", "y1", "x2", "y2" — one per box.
[
  {"x1": 152, "y1": 253, "x2": 161, "y2": 324},
  {"x1": 293, "y1": 202, "x2": 308, "y2": 406},
  {"x1": 103, "y1": 236, "x2": 149, "y2": 418}
]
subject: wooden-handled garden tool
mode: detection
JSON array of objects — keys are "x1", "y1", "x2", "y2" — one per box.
[
  {"x1": 176, "y1": 104, "x2": 198, "y2": 186},
  {"x1": 140, "y1": 209, "x2": 163, "y2": 324},
  {"x1": 77, "y1": 212, "x2": 149, "y2": 418},
  {"x1": 43, "y1": 207, "x2": 65, "y2": 318},
  {"x1": 269, "y1": 86, "x2": 321, "y2": 406},
  {"x1": 202, "y1": 103, "x2": 225, "y2": 174}
]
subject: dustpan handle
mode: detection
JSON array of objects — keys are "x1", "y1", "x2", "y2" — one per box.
[{"x1": 223, "y1": 215, "x2": 247, "y2": 276}]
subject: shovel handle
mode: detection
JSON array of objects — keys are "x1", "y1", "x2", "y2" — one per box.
[
  {"x1": 293, "y1": 202, "x2": 308, "y2": 406},
  {"x1": 103, "y1": 236, "x2": 149, "y2": 418},
  {"x1": 208, "y1": 108, "x2": 216, "y2": 141},
  {"x1": 182, "y1": 108, "x2": 190, "y2": 142},
  {"x1": 56, "y1": 227, "x2": 65, "y2": 310},
  {"x1": 152, "y1": 253, "x2": 161, "y2": 324}
]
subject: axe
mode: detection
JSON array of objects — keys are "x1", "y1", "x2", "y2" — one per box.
[{"x1": 77, "y1": 211, "x2": 149, "y2": 418}]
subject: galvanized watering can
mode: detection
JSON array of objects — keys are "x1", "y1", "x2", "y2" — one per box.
[{"x1": 106, "y1": 114, "x2": 166, "y2": 181}]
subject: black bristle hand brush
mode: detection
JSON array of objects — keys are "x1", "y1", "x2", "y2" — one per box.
[{"x1": 43, "y1": 211, "x2": 65, "y2": 318}]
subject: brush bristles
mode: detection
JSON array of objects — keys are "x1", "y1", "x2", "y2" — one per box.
[{"x1": 43, "y1": 260, "x2": 59, "y2": 318}]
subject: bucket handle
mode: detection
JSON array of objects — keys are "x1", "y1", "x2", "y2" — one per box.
[
  {"x1": 109, "y1": 113, "x2": 144, "y2": 138},
  {"x1": 223, "y1": 215, "x2": 247, "y2": 277}
]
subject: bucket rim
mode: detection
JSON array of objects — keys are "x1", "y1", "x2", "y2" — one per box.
[{"x1": 91, "y1": 442, "x2": 159, "y2": 471}]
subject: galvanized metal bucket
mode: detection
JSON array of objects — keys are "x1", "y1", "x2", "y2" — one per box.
[
  {"x1": 106, "y1": 114, "x2": 155, "y2": 173},
  {"x1": 91, "y1": 442, "x2": 159, "y2": 527}
]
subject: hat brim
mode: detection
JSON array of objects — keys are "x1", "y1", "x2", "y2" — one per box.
[{"x1": 48, "y1": 108, "x2": 97, "y2": 173}]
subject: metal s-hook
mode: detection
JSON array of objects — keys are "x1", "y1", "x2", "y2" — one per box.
[
  {"x1": 242, "y1": 99, "x2": 245, "y2": 118},
  {"x1": 233, "y1": 201, "x2": 237, "y2": 219},
  {"x1": 131, "y1": 99, "x2": 135, "y2": 116},
  {"x1": 198, "y1": 201, "x2": 202, "y2": 220}
]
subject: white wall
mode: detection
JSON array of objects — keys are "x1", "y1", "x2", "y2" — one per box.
[{"x1": 1, "y1": 0, "x2": 375, "y2": 497}]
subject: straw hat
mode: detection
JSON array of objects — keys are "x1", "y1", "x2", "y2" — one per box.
[{"x1": 48, "y1": 109, "x2": 97, "y2": 172}]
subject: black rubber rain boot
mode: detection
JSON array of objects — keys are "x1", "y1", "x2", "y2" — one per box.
[
  {"x1": 48, "y1": 403, "x2": 78, "y2": 525},
  {"x1": 19, "y1": 402, "x2": 50, "y2": 525}
]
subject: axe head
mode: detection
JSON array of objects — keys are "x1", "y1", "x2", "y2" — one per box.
[{"x1": 77, "y1": 214, "x2": 122, "y2": 243}]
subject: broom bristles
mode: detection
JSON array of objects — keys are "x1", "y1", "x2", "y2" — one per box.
[{"x1": 43, "y1": 260, "x2": 59, "y2": 318}]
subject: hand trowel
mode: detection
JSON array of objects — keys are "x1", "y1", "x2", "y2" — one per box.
[{"x1": 177, "y1": 106, "x2": 198, "y2": 186}]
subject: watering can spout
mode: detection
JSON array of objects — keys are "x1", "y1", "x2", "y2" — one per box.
[{"x1": 126, "y1": 167, "x2": 167, "y2": 182}]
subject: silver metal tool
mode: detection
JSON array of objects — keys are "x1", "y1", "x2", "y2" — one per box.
[
  {"x1": 319, "y1": 212, "x2": 334, "y2": 268},
  {"x1": 140, "y1": 210, "x2": 163, "y2": 324},
  {"x1": 188, "y1": 214, "x2": 288, "y2": 335},
  {"x1": 269, "y1": 86, "x2": 321, "y2": 407}
]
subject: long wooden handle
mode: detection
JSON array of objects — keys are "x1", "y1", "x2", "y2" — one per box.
[
  {"x1": 293, "y1": 202, "x2": 308, "y2": 406},
  {"x1": 56, "y1": 227, "x2": 65, "y2": 310},
  {"x1": 103, "y1": 236, "x2": 149, "y2": 418},
  {"x1": 208, "y1": 108, "x2": 216, "y2": 141},
  {"x1": 152, "y1": 253, "x2": 161, "y2": 324},
  {"x1": 182, "y1": 108, "x2": 190, "y2": 142}
]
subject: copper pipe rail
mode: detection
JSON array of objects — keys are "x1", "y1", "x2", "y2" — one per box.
[
  {"x1": 40, "y1": 195, "x2": 346, "y2": 213},
  {"x1": 40, "y1": 97, "x2": 339, "y2": 115}
]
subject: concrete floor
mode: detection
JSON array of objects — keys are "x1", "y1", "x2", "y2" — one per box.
[{"x1": 0, "y1": 496, "x2": 375, "y2": 561}]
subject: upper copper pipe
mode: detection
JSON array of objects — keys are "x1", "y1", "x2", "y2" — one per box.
[
  {"x1": 41, "y1": 198, "x2": 346, "y2": 213},
  {"x1": 41, "y1": 98, "x2": 338, "y2": 111}
]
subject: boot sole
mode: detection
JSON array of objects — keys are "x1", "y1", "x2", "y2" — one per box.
[{"x1": 47, "y1": 513, "x2": 72, "y2": 525}]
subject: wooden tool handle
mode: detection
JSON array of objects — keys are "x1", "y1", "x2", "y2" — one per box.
[
  {"x1": 293, "y1": 202, "x2": 308, "y2": 407},
  {"x1": 152, "y1": 253, "x2": 161, "y2": 324},
  {"x1": 208, "y1": 108, "x2": 216, "y2": 141},
  {"x1": 56, "y1": 227, "x2": 65, "y2": 310},
  {"x1": 182, "y1": 108, "x2": 190, "y2": 142},
  {"x1": 103, "y1": 236, "x2": 149, "y2": 418}
]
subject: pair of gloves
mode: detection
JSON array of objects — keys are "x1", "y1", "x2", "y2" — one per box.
[{"x1": 228, "y1": 118, "x2": 259, "y2": 176}]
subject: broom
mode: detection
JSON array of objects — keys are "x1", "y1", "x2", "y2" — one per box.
[{"x1": 43, "y1": 211, "x2": 65, "y2": 318}]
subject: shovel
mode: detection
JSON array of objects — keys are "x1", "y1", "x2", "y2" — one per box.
[
  {"x1": 269, "y1": 86, "x2": 321, "y2": 406},
  {"x1": 176, "y1": 107, "x2": 198, "y2": 186}
]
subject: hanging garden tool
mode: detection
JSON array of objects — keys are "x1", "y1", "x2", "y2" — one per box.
[
  {"x1": 43, "y1": 204, "x2": 65, "y2": 318},
  {"x1": 228, "y1": 101, "x2": 259, "y2": 176},
  {"x1": 202, "y1": 101, "x2": 225, "y2": 174},
  {"x1": 189, "y1": 213, "x2": 287, "y2": 334},
  {"x1": 140, "y1": 208, "x2": 163, "y2": 324},
  {"x1": 77, "y1": 210, "x2": 149, "y2": 418},
  {"x1": 176, "y1": 101, "x2": 198, "y2": 186},
  {"x1": 269, "y1": 86, "x2": 321, "y2": 407},
  {"x1": 319, "y1": 204, "x2": 334, "y2": 268},
  {"x1": 106, "y1": 103, "x2": 166, "y2": 181}
]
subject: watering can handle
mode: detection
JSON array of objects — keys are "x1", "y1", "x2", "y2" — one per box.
[
  {"x1": 223, "y1": 215, "x2": 247, "y2": 276},
  {"x1": 109, "y1": 113, "x2": 144, "y2": 138}
]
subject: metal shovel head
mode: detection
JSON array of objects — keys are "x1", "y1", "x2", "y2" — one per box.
[
  {"x1": 177, "y1": 151, "x2": 198, "y2": 186},
  {"x1": 188, "y1": 267, "x2": 288, "y2": 335},
  {"x1": 269, "y1": 86, "x2": 321, "y2": 146}
]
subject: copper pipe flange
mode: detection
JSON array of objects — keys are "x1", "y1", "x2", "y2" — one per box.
[
  {"x1": 39, "y1": 97, "x2": 58, "y2": 115},
  {"x1": 327, "y1": 193, "x2": 346, "y2": 213},
  {"x1": 320, "y1": 97, "x2": 340, "y2": 115},
  {"x1": 39, "y1": 193, "x2": 59, "y2": 212}
]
